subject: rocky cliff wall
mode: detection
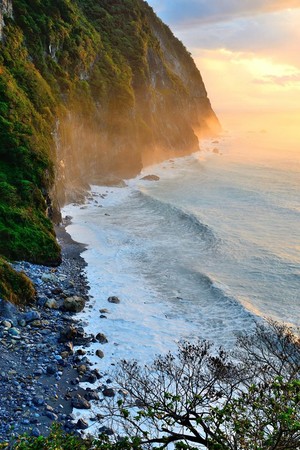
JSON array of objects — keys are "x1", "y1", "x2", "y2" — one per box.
[
  {"x1": 0, "y1": 0, "x2": 12, "y2": 40},
  {"x1": 0, "y1": 0, "x2": 220, "y2": 270}
]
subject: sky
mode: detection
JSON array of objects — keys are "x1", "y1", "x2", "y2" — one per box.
[{"x1": 146, "y1": 0, "x2": 300, "y2": 113}]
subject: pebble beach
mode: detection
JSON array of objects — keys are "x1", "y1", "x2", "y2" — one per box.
[{"x1": 0, "y1": 222, "x2": 113, "y2": 442}]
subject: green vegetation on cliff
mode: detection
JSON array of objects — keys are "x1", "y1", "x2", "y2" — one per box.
[
  {"x1": 0, "y1": 0, "x2": 219, "y2": 303},
  {"x1": 0, "y1": 257, "x2": 35, "y2": 305}
]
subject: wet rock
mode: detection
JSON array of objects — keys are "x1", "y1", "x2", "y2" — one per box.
[
  {"x1": 59, "y1": 325, "x2": 78, "y2": 343},
  {"x1": 45, "y1": 299, "x2": 59, "y2": 309},
  {"x1": 33, "y1": 396, "x2": 44, "y2": 407},
  {"x1": 2, "y1": 320, "x2": 12, "y2": 329},
  {"x1": 0, "y1": 299, "x2": 19, "y2": 322},
  {"x1": 107, "y1": 296, "x2": 120, "y2": 304},
  {"x1": 77, "y1": 364, "x2": 87, "y2": 374},
  {"x1": 41, "y1": 273, "x2": 58, "y2": 283},
  {"x1": 102, "y1": 387, "x2": 115, "y2": 398},
  {"x1": 84, "y1": 389, "x2": 99, "y2": 401},
  {"x1": 76, "y1": 418, "x2": 89, "y2": 430},
  {"x1": 96, "y1": 333, "x2": 108, "y2": 344},
  {"x1": 76, "y1": 349, "x2": 86, "y2": 356},
  {"x1": 46, "y1": 365, "x2": 57, "y2": 375},
  {"x1": 71, "y1": 394, "x2": 91, "y2": 410},
  {"x1": 31, "y1": 428, "x2": 41, "y2": 438},
  {"x1": 45, "y1": 411, "x2": 58, "y2": 421},
  {"x1": 140, "y1": 174, "x2": 160, "y2": 181},
  {"x1": 99, "y1": 426, "x2": 114, "y2": 436},
  {"x1": 96, "y1": 349, "x2": 104, "y2": 359},
  {"x1": 22, "y1": 311, "x2": 40, "y2": 323},
  {"x1": 8, "y1": 327, "x2": 20, "y2": 337},
  {"x1": 63, "y1": 296, "x2": 85, "y2": 313}
]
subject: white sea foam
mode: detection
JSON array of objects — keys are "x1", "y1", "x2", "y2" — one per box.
[{"x1": 63, "y1": 119, "x2": 300, "y2": 430}]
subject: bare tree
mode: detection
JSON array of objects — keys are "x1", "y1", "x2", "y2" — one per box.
[{"x1": 100, "y1": 321, "x2": 300, "y2": 449}]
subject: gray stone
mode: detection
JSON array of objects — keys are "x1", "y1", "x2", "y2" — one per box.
[
  {"x1": 0, "y1": 299, "x2": 19, "y2": 322},
  {"x1": 8, "y1": 327, "x2": 20, "y2": 337},
  {"x1": 45, "y1": 411, "x2": 58, "y2": 421},
  {"x1": 63, "y1": 296, "x2": 85, "y2": 313},
  {"x1": 140, "y1": 174, "x2": 160, "y2": 181},
  {"x1": 102, "y1": 387, "x2": 115, "y2": 398},
  {"x1": 99, "y1": 426, "x2": 114, "y2": 436},
  {"x1": 76, "y1": 418, "x2": 89, "y2": 430},
  {"x1": 22, "y1": 311, "x2": 41, "y2": 323},
  {"x1": 45, "y1": 299, "x2": 59, "y2": 309},
  {"x1": 96, "y1": 333, "x2": 108, "y2": 344},
  {"x1": 84, "y1": 390, "x2": 99, "y2": 401},
  {"x1": 96, "y1": 349, "x2": 104, "y2": 359},
  {"x1": 31, "y1": 428, "x2": 41, "y2": 438},
  {"x1": 33, "y1": 396, "x2": 45, "y2": 407},
  {"x1": 72, "y1": 394, "x2": 91, "y2": 410},
  {"x1": 46, "y1": 365, "x2": 57, "y2": 375},
  {"x1": 41, "y1": 273, "x2": 58, "y2": 283}
]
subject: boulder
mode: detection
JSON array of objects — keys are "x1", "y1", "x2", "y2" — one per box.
[
  {"x1": 84, "y1": 389, "x2": 99, "y2": 401},
  {"x1": 72, "y1": 394, "x2": 91, "y2": 410},
  {"x1": 41, "y1": 273, "x2": 58, "y2": 283},
  {"x1": 22, "y1": 310, "x2": 40, "y2": 323},
  {"x1": 76, "y1": 418, "x2": 89, "y2": 430},
  {"x1": 107, "y1": 296, "x2": 120, "y2": 304},
  {"x1": 59, "y1": 325, "x2": 78, "y2": 343},
  {"x1": 96, "y1": 332, "x2": 108, "y2": 344},
  {"x1": 102, "y1": 387, "x2": 115, "y2": 398},
  {"x1": 45, "y1": 299, "x2": 59, "y2": 309},
  {"x1": 2, "y1": 320, "x2": 12, "y2": 329},
  {"x1": 0, "y1": 299, "x2": 19, "y2": 322},
  {"x1": 63, "y1": 296, "x2": 85, "y2": 313},
  {"x1": 140, "y1": 174, "x2": 160, "y2": 181},
  {"x1": 96, "y1": 349, "x2": 104, "y2": 359}
]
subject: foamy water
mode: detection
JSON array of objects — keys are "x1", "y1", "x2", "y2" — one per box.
[{"x1": 63, "y1": 113, "x2": 300, "y2": 382}]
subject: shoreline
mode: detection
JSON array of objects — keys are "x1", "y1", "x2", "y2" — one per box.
[{"x1": 0, "y1": 221, "x2": 105, "y2": 442}]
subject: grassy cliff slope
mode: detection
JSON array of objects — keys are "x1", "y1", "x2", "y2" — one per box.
[{"x1": 0, "y1": 0, "x2": 220, "y2": 304}]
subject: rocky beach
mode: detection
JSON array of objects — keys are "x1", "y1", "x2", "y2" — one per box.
[{"x1": 0, "y1": 221, "x2": 113, "y2": 443}]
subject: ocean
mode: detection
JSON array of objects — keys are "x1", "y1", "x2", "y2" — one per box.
[{"x1": 63, "y1": 112, "x2": 300, "y2": 370}]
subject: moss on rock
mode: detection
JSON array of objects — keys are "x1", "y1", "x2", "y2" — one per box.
[{"x1": 0, "y1": 257, "x2": 36, "y2": 306}]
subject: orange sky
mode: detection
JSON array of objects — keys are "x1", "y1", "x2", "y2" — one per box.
[{"x1": 147, "y1": 1, "x2": 300, "y2": 114}]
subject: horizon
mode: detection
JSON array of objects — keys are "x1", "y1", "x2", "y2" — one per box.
[{"x1": 147, "y1": 0, "x2": 300, "y2": 115}]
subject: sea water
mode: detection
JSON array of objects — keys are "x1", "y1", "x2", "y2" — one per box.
[{"x1": 63, "y1": 112, "x2": 300, "y2": 371}]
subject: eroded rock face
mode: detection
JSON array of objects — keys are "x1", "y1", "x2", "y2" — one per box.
[{"x1": 0, "y1": 0, "x2": 13, "y2": 40}]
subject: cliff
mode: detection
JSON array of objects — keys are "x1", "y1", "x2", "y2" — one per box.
[{"x1": 0, "y1": 0, "x2": 220, "y2": 302}]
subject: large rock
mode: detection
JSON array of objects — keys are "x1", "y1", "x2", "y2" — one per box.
[
  {"x1": 72, "y1": 394, "x2": 91, "y2": 410},
  {"x1": 22, "y1": 310, "x2": 40, "y2": 323},
  {"x1": 107, "y1": 296, "x2": 120, "y2": 304},
  {"x1": 76, "y1": 418, "x2": 89, "y2": 430},
  {"x1": 45, "y1": 299, "x2": 59, "y2": 309},
  {"x1": 140, "y1": 174, "x2": 160, "y2": 181},
  {"x1": 59, "y1": 325, "x2": 78, "y2": 343},
  {"x1": 96, "y1": 349, "x2": 104, "y2": 359},
  {"x1": 0, "y1": 299, "x2": 19, "y2": 323},
  {"x1": 96, "y1": 332, "x2": 108, "y2": 344},
  {"x1": 63, "y1": 296, "x2": 85, "y2": 313}
]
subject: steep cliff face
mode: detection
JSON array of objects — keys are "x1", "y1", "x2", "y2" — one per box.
[
  {"x1": 0, "y1": 0, "x2": 220, "y2": 297},
  {"x1": 0, "y1": 0, "x2": 12, "y2": 40}
]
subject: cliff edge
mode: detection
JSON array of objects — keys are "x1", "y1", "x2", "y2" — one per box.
[{"x1": 0, "y1": 0, "x2": 220, "y2": 301}]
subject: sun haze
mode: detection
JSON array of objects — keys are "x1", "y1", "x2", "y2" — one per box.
[{"x1": 147, "y1": 1, "x2": 300, "y2": 114}]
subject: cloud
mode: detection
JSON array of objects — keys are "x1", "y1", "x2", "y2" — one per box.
[
  {"x1": 170, "y1": 8, "x2": 300, "y2": 68},
  {"x1": 147, "y1": 1, "x2": 300, "y2": 112},
  {"x1": 194, "y1": 48, "x2": 300, "y2": 112},
  {"x1": 253, "y1": 73, "x2": 300, "y2": 87},
  {"x1": 148, "y1": 0, "x2": 300, "y2": 27}
]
